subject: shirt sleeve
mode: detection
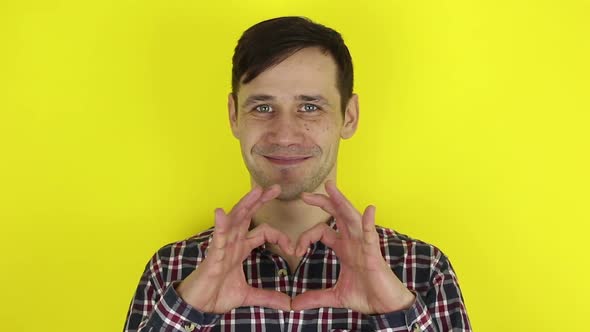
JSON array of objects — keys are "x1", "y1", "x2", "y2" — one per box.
[
  {"x1": 123, "y1": 251, "x2": 222, "y2": 332},
  {"x1": 368, "y1": 252, "x2": 472, "y2": 332}
]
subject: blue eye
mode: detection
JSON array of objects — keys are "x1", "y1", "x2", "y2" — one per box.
[
  {"x1": 255, "y1": 104, "x2": 273, "y2": 113},
  {"x1": 302, "y1": 104, "x2": 319, "y2": 112}
]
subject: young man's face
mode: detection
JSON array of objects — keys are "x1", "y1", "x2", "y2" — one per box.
[{"x1": 229, "y1": 47, "x2": 358, "y2": 201}]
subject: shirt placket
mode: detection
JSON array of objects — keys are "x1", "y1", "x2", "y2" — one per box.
[
  {"x1": 269, "y1": 252, "x2": 290, "y2": 294},
  {"x1": 259, "y1": 242, "x2": 319, "y2": 332}
]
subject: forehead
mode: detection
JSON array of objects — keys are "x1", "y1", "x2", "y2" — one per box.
[{"x1": 237, "y1": 47, "x2": 340, "y2": 102}]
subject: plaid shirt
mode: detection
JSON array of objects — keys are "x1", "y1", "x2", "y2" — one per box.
[{"x1": 124, "y1": 220, "x2": 471, "y2": 331}]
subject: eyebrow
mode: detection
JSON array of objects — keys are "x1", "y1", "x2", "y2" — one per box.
[
  {"x1": 241, "y1": 94, "x2": 276, "y2": 108},
  {"x1": 241, "y1": 94, "x2": 331, "y2": 108},
  {"x1": 295, "y1": 94, "x2": 331, "y2": 106}
]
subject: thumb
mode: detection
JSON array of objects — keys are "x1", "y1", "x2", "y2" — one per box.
[
  {"x1": 291, "y1": 289, "x2": 340, "y2": 311},
  {"x1": 243, "y1": 287, "x2": 292, "y2": 311}
]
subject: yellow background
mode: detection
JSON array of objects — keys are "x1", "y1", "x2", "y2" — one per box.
[{"x1": 1, "y1": 1, "x2": 588, "y2": 331}]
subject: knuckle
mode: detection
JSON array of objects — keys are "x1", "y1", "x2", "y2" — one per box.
[{"x1": 316, "y1": 223, "x2": 329, "y2": 234}]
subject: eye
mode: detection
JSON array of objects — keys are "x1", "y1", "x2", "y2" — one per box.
[
  {"x1": 301, "y1": 104, "x2": 319, "y2": 112},
  {"x1": 254, "y1": 104, "x2": 273, "y2": 113}
]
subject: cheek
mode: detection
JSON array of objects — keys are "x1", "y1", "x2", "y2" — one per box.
[
  {"x1": 309, "y1": 126, "x2": 341, "y2": 148},
  {"x1": 238, "y1": 122, "x2": 265, "y2": 146},
  {"x1": 305, "y1": 116, "x2": 334, "y2": 131},
  {"x1": 305, "y1": 122, "x2": 331, "y2": 134},
  {"x1": 238, "y1": 133, "x2": 260, "y2": 155}
]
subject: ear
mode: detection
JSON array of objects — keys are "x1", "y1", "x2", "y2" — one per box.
[
  {"x1": 340, "y1": 93, "x2": 359, "y2": 139},
  {"x1": 228, "y1": 92, "x2": 239, "y2": 139}
]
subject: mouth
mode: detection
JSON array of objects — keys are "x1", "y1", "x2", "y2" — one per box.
[{"x1": 263, "y1": 155, "x2": 312, "y2": 166}]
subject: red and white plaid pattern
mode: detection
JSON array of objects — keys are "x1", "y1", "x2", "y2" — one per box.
[{"x1": 124, "y1": 220, "x2": 471, "y2": 331}]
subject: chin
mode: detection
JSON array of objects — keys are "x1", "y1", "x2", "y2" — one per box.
[
  {"x1": 276, "y1": 190, "x2": 304, "y2": 202},
  {"x1": 274, "y1": 179, "x2": 322, "y2": 201}
]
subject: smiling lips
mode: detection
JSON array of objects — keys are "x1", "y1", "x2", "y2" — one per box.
[{"x1": 263, "y1": 155, "x2": 311, "y2": 166}]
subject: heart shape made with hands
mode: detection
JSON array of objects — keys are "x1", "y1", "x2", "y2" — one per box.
[{"x1": 176, "y1": 180, "x2": 416, "y2": 315}]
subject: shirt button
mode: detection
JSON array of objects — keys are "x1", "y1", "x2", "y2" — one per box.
[
  {"x1": 278, "y1": 268, "x2": 288, "y2": 277},
  {"x1": 413, "y1": 324, "x2": 420, "y2": 332},
  {"x1": 184, "y1": 323, "x2": 196, "y2": 332}
]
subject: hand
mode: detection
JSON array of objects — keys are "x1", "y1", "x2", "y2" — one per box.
[
  {"x1": 291, "y1": 181, "x2": 416, "y2": 314},
  {"x1": 176, "y1": 185, "x2": 294, "y2": 313}
]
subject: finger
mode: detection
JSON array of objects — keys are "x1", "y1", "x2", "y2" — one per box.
[
  {"x1": 246, "y1": 224, "x2": 294, "y2": 255},
  {"x1": 291, "y1": 289, "x2": 340, "y2": 311},
  {"x1": 361, "y1": 205, "x2": 381, "y2": 250},
  {"x1": 228, "y1": 186, "x2": 264, "y2": 219},
  {"x1": 211, "y1": 208, "x2": 230, "y2": 250},
  {"x1": 362, "y1": 205, "x2": 376, "y2": 233},
  {"x1": 325, "y1": 180, "x2": 362, "y2": 232},
  {"x1": 237, "y1": 185, "x2": 281, "y2": 227},
  {"x1": 260, "y1": 184, "x2": 281, "y2": 202},
  {"x1": 243, "y1": 287, "x2": 292, "y2": 311},
  {"x1": 300, "y1": 192, "x2": 347, "y2": 237},
  {"x1": 237, "y1": 198, "x2": 264, "y2": 236},
  {"x1": 213, "y1": 208, "x2": 230, "y2": 233},
  {"x1": 301, "y1": 192, "x2": 351, "y2": 237},
  {"x1": 243, "y1": 185, "x2": 282, "y2": 225},
  {"x1": 300, "y1": 192, "x2": 339, "y2": 217},
  {"x1": 295, "y1": 222, "x2": 338, "y2": 256},
  {"x1": 205, "y1": 209, "x2": 234, "y2": 262},
  {"x1": 237, "y1": 185, "x2": 282, "y2": 235},
  {"x1": 324, "y1": 180, "x2": 360, "y2": 219}
]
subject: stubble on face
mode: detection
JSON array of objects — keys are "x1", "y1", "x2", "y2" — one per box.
[
  {"x1": 233, "y1": 47, "x2": 346, "y2": 201},
  {"x1": 246, "y1": 144, "x2": 337, "y2": 201}
]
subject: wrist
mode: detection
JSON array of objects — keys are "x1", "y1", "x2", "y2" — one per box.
[
  {"x1": 375, "y1": 288, "x2": 416, "y2": 314},
  {"x1": 175, "y1": 279, "x2": 210, "y2": 312},
  {"x1": 397, "y1": 289, "x2": 416, "y2": 310}
]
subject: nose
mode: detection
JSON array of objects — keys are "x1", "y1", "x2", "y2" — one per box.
[{"x1": 266, "y1": 113, "x2": 304, "y2": 146}]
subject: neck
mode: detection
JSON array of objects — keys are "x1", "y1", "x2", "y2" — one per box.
[
  {"x1": 250, "y1": 169, "x2": 337, "y2": 271},
  {"x1": 252, "y1": 193, "x2": 332, "y2": 244},
  {"x1": 251, "y1": 170, "x2": 336, "y2": 244},
  {"x1": 252, "y1": 186, "x2": 332, "y2": 272}
]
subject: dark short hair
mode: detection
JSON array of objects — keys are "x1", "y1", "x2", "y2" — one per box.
[{"x1": 232, "y1": 16, "x2": 354, "y2": 115}]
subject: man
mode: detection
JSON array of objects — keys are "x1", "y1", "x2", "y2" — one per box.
[{"x1": 124, "y1": 16, "x2": 471, "y2": 331}]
